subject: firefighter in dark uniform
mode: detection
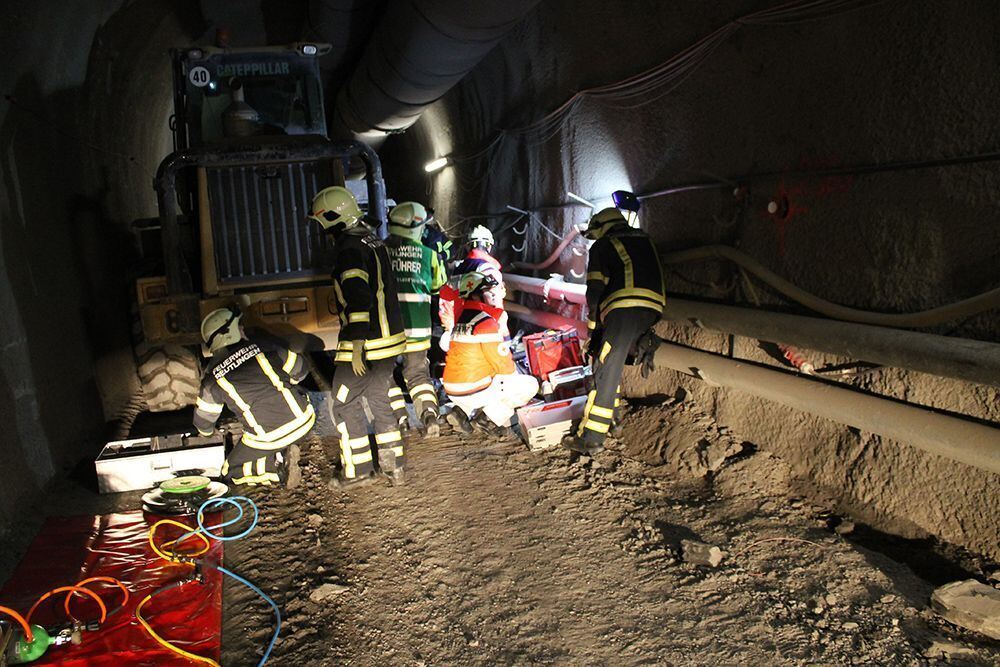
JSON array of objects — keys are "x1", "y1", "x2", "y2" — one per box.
[
  {"x1": 562, "y1": 208, "x2": 665, "y2": 455},
  {"x1": 194, "y1": 307, "x2": 314, "y2": 488},
  {"x1": 309, "y1": 186, "x2": 408, "y2": 488}
]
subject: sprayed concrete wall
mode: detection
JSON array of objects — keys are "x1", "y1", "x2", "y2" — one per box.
[
  {"x1": 0, "y1": 0, "x2": 200, "y2": 537},
  {"x1": 388, "y1": 0, "x2": 1000, "y2": 559}
]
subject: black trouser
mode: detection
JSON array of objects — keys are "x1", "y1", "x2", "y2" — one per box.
[
  {"x1": 580, "y1": 308, "x2": 659, "y2": 445},
  {"x1": 222, "y1": 438, "x2": 283, "y2": 486},
  {"x1": 390, "y1": 349, "x2": 439, "y2": 423},
  {"x1": 329, "y1": 358, "x2": 404, "y2": 478}
]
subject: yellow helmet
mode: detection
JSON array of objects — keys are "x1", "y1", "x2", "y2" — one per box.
[
  {"x1": 201, "y1": 307, "x2": 242, "y2": 352},
  {"x1": 388, "y1": 201, "x2": 428, "y2": 240},
  {"x1": 309, "y1": 186, "x2": 363, "y2": 233},
  {"x1": 583, "y1": 207, "x2": 628, "y2": 240}
]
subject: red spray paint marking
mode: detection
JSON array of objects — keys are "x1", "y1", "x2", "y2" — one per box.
[{"x1": 763, "y1": 157, "x2": 855, "y2": 256}]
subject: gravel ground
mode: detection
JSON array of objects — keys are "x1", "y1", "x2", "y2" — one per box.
[{"x1": 218, "y1": 397, "x2": 1000, "y2": 666}]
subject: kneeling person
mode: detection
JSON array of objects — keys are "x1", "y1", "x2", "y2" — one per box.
[
  {"x1": 194, "y1": 307, "x2": 315, "y2": 488},
  {"x1": 442, "y1": 272, "x2": 538, "y2": 432}
]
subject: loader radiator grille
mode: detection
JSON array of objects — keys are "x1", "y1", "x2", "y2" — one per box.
[{"x1": 206, "y1": 161, "x2": 334, "y2": 284}]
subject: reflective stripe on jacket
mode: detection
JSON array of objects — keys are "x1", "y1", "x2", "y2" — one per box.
[
  {"x1": 331, "y1": 227, "x2": 407, "y2": 362},
  {"x1": 585, "y1": 227, "x2": 665, "y2": 330},
  {"x1": 194, "y1": 339, "x2": 315, "y2": 450},
  {"x1": 386, "y1": 234, "x2": 446, "y2": 350},
  {"x1": 442, "y1": 302, "x2": 514, "y2": 396}
]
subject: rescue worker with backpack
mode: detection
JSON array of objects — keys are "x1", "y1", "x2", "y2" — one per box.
[
  {"x1": 385, "y1": 201, "x2": 447, "y2": 436},
  {"x1": 442, "y1": 271, "x2": 538, "y2": 435},
  {"x1": 309, "y1": 186, "x2": 408, "y2": 488},
  {"x1": 193, "y1": 307, "x2": 313, "y2": 488},
  {"x1": 562, "y1": 207, "x2": 666, "y2": 456}
]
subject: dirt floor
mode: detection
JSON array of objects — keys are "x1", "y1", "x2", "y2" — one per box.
[{"x1": 215, "y1": 396, "x2": 1000, "y2": 666}]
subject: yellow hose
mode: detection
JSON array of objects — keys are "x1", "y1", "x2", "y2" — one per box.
[{"x1": 135, "y1": 590, "x2": 220, "y2": 667}]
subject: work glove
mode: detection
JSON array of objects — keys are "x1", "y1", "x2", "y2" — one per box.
[
  {"x1": 586, "y1": 329, "x2": 603, "y2": 365},
  {"x1": 634, "y1": 330, "x2": 662, "y2": 378},
  {"x1": 351, "y1": 339, "x2": 368, "y2": 376},
  {"x1": 439, "y1": 330, "x2": 451, "y2": 352}
]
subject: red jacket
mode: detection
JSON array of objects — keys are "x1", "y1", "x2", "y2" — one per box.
[
  {"x1": 442, "y1": 302, "x2": 513, "y2": 395},
  {"x1": 440, "y1": 249, "x2": 505, "y2": 332}
]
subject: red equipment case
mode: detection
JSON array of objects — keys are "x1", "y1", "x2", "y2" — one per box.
[{"x1": 524, "y1": 326, "x2": 584, "y2": 381}]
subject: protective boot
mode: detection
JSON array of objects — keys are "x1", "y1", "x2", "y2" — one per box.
[
  {"x1": 470, "y1": 411, "x2": 509, "y2": 438},
  {"x1": 328, "y1": 471, "x2": 377, "y2": 491},
  {"x1": 377, "y1": 448, "x2": 406, "y2": 486},
  {"x1": 277, "y1": 444, "x2": 302, "y2": 489},
  {"x1": 397, "y1": 413, "x2": 412, "y2": 432},
  {"x1": 421, "y1": 408, "x2": 441, "y2": 438},
  {"x1": 561, "y1": 434, "x2": 605, "y2": 456},
  {"x1": 444, "y1": 407, "x2": 473, "y2": 435}
]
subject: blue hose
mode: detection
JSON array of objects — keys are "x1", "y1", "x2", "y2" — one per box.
[{"x1": 179, "y1": 496, "x2": 281, "y2": 666}]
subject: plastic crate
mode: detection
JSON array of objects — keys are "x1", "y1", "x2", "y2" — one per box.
[{"x1": 516, "y1": 395, "x2": 588, "y2": 451}]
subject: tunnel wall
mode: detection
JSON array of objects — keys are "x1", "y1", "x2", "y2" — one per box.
[
  {"x1": 403, "y1": 0, "x2": 1000, "y2": 558},
  {"x1": 0, "y1": 0, "x2": 202, "y2": 538}
]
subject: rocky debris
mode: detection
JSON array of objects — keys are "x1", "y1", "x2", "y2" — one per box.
[
  {"x1": 618, "y1": 401, "x2": 744, "y2": 478},
  {"x1": 922, "y1": 640, "x2": 977, "y2": 660},
  {"x1": 309, "y1": 582, "x2": 350, "y2": 603},
  {"x1": 834, "y1": 521, "x2": 855, "y2": 535},
  {"x1": 931, "y1": 579, "x2": 1000, "y2": 640},
  {"x1": 681, "y1": 539, "x2": 725, "y2": 567}
]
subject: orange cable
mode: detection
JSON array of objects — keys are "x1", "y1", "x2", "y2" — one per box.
[
  {"x1": 26, "y1": 585, "x2": 106, "y2": 626},
  {"x1": 0, "y1": 605, "x2": 33, "y2": 643},
  {"x1": 64, "y1": 576, "x2": 129, "y2": 621}
]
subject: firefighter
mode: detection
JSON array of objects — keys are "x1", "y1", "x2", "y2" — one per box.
[
  {"x1": 421, "y1": 207, "x2": 452, "y2": 377},
  {"x1": 421, "y1": 207, "x2": 453, "y2": 282},
  {"x1": 309, "y1": 186, "x2": 408, "y2": 487},
  {"x1": 385, "y1": 201, "x2": 447, "y2": 436},
  {"x1": 439, "y1": 225, "x2": 508, "y2": 350},
  {"x1": 442, "y1": 271, "x2": 538, "y2": 434},
  {"x1": 194, "y1": 307, "x2": 314, "y2": 488},
  {"x1": 562, "y1": 208, "x2": 666, "y2": 456}
]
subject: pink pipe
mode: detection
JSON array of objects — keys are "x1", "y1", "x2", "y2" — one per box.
[{"x1": 509, "y1": 228, "x2": 582, "y2": 271}]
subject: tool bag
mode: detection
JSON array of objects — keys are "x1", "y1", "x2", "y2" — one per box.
[{"x1": 523, "y1": 326, "x2": 584, "y2": 381}]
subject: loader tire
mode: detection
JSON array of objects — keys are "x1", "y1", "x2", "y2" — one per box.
[{"x1": 135, "y1": 341, "x2": 200, "y2": 412}]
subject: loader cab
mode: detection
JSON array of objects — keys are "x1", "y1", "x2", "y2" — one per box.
[{"x1": 172, "y1": 43, "x2": 331, "y2": 149}]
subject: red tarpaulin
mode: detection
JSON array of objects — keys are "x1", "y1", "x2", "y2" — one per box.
[{"x1": 0, "y1": 511, "x2": 222, "y2": 666}]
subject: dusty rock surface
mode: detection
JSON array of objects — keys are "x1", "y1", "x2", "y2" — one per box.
[{"x1": 220, "y1": 399, "x2": 1000, "y2": 665}]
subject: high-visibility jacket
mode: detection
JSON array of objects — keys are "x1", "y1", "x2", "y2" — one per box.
[
  {"x1": 440, "y1": 248, "x2": 505, "y2": 332},
  {"x1": 332, "y1": 227, "x2": 407, "y2": 362},
  {"x1": 386, "y1": 234, "x2": 446, "y2": 352},
  {"x1": 585, "y1": 226, "x2": 665, "y2": 332},
  {"x1": 194, "y1": 339, "x2": 315, "y2": 450},
  {"x1": 442, "y1": 301, "x2": 513, "y2": 396},
  {"x1": 422, "y1": 225, "x2": 452, "y2": 287}
]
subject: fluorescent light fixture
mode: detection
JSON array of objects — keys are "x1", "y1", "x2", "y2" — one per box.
[
  {"x1": 424, "y1": 157, "x2": 449, "y2": 173},
  {"x1": 566, "y1": 191, "x2": 595, "y2": 208}
]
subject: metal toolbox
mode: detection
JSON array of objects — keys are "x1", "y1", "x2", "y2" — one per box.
[{"x1": 95, "y1": 433, "x2": 226, "y2": 494}]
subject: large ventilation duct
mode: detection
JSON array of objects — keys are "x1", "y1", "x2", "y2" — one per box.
[{"x1": 332, "y1": 0, "x2": 541, "y2": 143}]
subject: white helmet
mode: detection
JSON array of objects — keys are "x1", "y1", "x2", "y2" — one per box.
[
  {"x1": 201, "y1": 307, "x2": 243, "y2": 353},
  {"x1": 452, "y1": 271, "x2": 499, "y2": 299},
  {"x1": 469, "y1": 225, "x2": 494, "y2": 250},
  {"x1": 309, "y1": 186, "x2": 363, "y2": 234}
]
